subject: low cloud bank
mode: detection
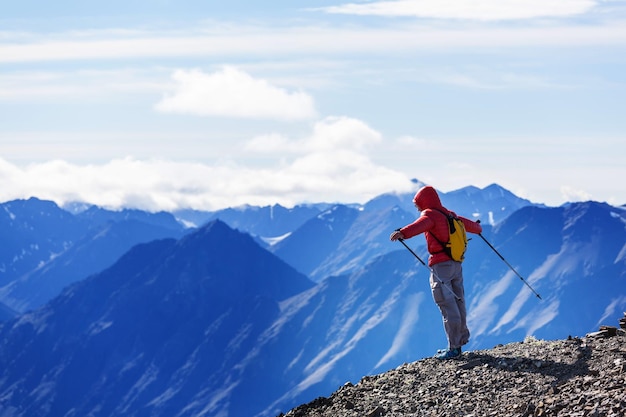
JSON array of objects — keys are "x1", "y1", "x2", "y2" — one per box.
[{"x1": 0, "y1": 117, "x2": 413, "y2": 212}]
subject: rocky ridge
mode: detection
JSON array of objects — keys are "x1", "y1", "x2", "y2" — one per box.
[{"x1": 282, "y1": 317, "x2": 626, "y2": 417}]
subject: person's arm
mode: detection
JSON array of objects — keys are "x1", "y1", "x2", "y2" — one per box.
[
  {"x1": 460, "y1": 216, "x2": 482, "y2": 234},
  {"x1": 390, "y1": 215, "x2": 434, "y2": 241}
]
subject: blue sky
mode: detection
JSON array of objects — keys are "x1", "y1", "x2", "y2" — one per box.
[{"x1": 1, "y1": 0, "x2": 625, "y2": 211}]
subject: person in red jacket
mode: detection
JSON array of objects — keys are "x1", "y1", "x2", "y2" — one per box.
[{"x1": 390, "y1": 185, "x2": 482, "y2": 360}]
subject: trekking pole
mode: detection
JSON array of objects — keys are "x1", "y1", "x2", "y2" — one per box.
[
  {"x1": 475, "y1": 223, "x2": 542, "y2": 300},
  {"x1": 397, "y1": 238, "x2": 461, "y2": 301},
  {"x1": 398, "y1": 238, "x2": 427, "y2": 266}
]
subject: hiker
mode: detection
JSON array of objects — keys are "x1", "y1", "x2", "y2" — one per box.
[{"x1": 390, "y1": 185, "x2": 482, "y2": 360}]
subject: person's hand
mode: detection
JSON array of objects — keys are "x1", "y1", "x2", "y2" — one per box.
[{"x1": 390, "y1": 230, "x2": 405, "y2": 241}]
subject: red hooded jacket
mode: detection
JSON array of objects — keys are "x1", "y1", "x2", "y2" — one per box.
[{"x1": 399, "y1": 186, "x2": 482, "y2": 266}]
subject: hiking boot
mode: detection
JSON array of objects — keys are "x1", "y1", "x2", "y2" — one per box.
[{"x1": 435, "y1": 347, "x2": 461, "y2": 360}]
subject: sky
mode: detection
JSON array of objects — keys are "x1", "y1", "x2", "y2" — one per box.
[{"x1": 1, "y1": 0, "x2": 625, "y2": 211}]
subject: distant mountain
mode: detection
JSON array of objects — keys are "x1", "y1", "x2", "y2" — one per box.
[
  {"x1": 271, "y1": 205, "x2": 362, "y2": 277},
  {"x1": 258, "y1": 201, "x2": 626, "y2": 415},
  {"x1": 0, "y1": 220, "x2": 314, "y2": 417},
  {"x1": 175, "y1": 203, "x2": 329, "y2": 236},
  {"x1": 196, "y1": 183, "x2": 532, "y2": 245},
  {"x1": 465, "y1": 202, "x2": 626, "y2": 348},
  {"x1": 376, "y1": 182, "x2": 535, "y2": 224},
  {"x1": 236, "y1": 250, "x2": 443, "y2": 417},
  {"x1": 0, "y1": 198, "x2": 186, "y2": 313},
  {"x1": 0, "y1": 202, "x2": 623, "y2": 417},
  {"x1": 75, "y1": 205, "x2": 185, "y2": 231},
  {"x1": 269, "y1": 183, "x2": 534, "y2": 281},
  {"x1": 0, "y1": 301, "x2": 18, "y2": 321},
  {"x1": 0, "y1": 218, "x2": 186, "y2": 312},
  {"x1": 441, "y1": 183, "x2": 537, "y2": 222},
  {"x1": 0, "y1": 197, "x2": 87, "y2": 287},
  {"x1": 271, "y1": 204, "x2": 416, "y2": 281},
  {"x1": 0, "y1": 187, "x2": 623, "y2": 417}
]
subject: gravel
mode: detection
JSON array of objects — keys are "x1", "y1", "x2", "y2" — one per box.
[{"x1": 282, "y1": 330, "x2": 626, "y2": 417}]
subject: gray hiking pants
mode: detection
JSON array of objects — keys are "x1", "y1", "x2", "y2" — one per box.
[{"x1": 430, "y1": 260, "x2": 470, "y2": 349}]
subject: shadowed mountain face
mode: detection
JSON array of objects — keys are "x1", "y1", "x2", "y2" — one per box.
[
  {"x1": 0, "y1": 219, "x2": 186, "y2": 312},
  {"x1": 268, "y1": 183, "x2": 533, "y2": 281},
  {"x1": 0, "y1": 198, "x2": 187, "y2": 313},
  {"x1": 0, "y1": 220, "x2": 314, "y2": 417},
  {"x1": 0, "y1": 189, "x2": 623, "y2": 417},
  {"x1": 0, "y1": 198, "x2": 87, "y2": 287}
]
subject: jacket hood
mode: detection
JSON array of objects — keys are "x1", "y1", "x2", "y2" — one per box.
[{"x1": 413, "y1": 185, "x2": 443, "y2": 211}]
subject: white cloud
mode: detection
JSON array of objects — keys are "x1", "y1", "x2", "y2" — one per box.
[
  {"x1": 243, "y1": 117, "x2": 403, "y2": 195},
  {"x1": 244, "y1": 133, "x2": 294, "y2": 153},
  {"x1": 0, "y1": 117, "x2": 413, "y2": 211},
  {"x1": 419, "y1": 67, "x2": 567, "y2": 90},
  {"x1": 3, "y1": 18, "x2": 626, "y2": 67},
  {"x1": 0, "y1": 68, "x2": 165, "y2": 100},
  {"x1": 322, "y1": 0, "x2": 598, "y2": 21},
  {"x1": 245, "y1": 116, "x2": 382, "y2": 153},
  {"x1": 560, "y1": 186, "x2": 593, "y2": 202},
  {"x1": 305, "y1": 116, "x2": 382, "y2": 151},
  {"x1": 154, "y1": 67, "x2": 317, "y2": 120}
]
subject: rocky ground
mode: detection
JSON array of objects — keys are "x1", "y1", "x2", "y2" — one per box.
[{"x1": 282, "y1": 327, "x2": 626, "y2": 417}]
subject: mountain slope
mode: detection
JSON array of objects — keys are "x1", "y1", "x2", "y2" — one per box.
[
  {"x1": 271, "y1": 205, "x2": 362, "y2": 277},
  {"x1": 0, "y1": 198, "x2": 188, "y2": 312},
  {"x1": 271, "y1": 203, "x2": 420, "y2": 281},
  {"x1": 0, "y1": 301, "x2": 17, "y2": 322},
  {"x1": 176, "y1": 203, "x2": 327, "y2": 236},
  {"x1": 0, "y1": 198, "x2": 623, "y2": 417},
  {"x1": 306, "y1": 205, "x2": 417, "y2": 280},
  {"x1": 465, "y1": 202, "x2": 626, "y2": 349},
  {"x1": 258, "y1": 201, "x2": 626, "y2": 415},
  {"x1": 0, "y1": 218, "x2": 186, "y2": 312},
  {"x1": 270, "y1": 182, "x2": 534, "y2": 281},
  {"x1": 0, "y1": 197, "x2": 88, "y2": 286},
  {"x1": 233, "y1": 249, "x2": 445, "y2": 417},
  {"x1": 372, "y1": 182, "x2": 534, "y2": 226},
  {"x1": 442, "y1": 183, "x2": 537, "y2": 224},
  {"x1": 75, "y1": 205, "x2": 185, "y2": 230},
  {"x1": 0, "y1": 220, "x2": 314, "y2": 417}
]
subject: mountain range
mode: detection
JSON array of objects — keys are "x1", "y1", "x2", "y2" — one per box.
[
  {"x1": 0, "y1": 198, "x2": 186, "y2": 313},
  {"x1": 0, "y1": 183, "x2": 623, "y2": 416}
]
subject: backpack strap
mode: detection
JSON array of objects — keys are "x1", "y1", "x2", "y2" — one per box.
[{"x1": 427, "y1": 208, "x2": 454, "y2": 258}]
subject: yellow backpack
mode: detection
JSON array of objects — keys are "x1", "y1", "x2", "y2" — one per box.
[{"x1": 432, "y1": 208, "x2": 468, "y2": 262}]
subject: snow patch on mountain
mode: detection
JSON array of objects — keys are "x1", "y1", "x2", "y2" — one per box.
[
  {"x1": 0, "y1": 192, "x2": 623, "y2": 417},
  {"x1": 491, "y1": 286, "x2": 535, "y2": 335},
  {"x1": 616, "y1": 244, "x2": 626, "y2": 263},
  {"x1": 298, "y1": 276, "x2": 410, "y2": 394},
  {"x1": 467, "y1": 271, "x2": 516, "y2": 338},
  {"x1": 261, "y1": 232, "x2": 291, "y2": 246},
  {"x1": 375, "y1": 292, "x2": 424, "y2": 369},
  {"x1": 88, "y1": 320, "x2": 113, "y2": 335},
  {"x1": 510, "y1": 298, "x2": 560, "y2": 337},
  {"x1": 597, "y1": 295, "x2": 626, "y2": 326},
  {"x1": 187, "y1": 381, "x2": 237, "y2": 417}
]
